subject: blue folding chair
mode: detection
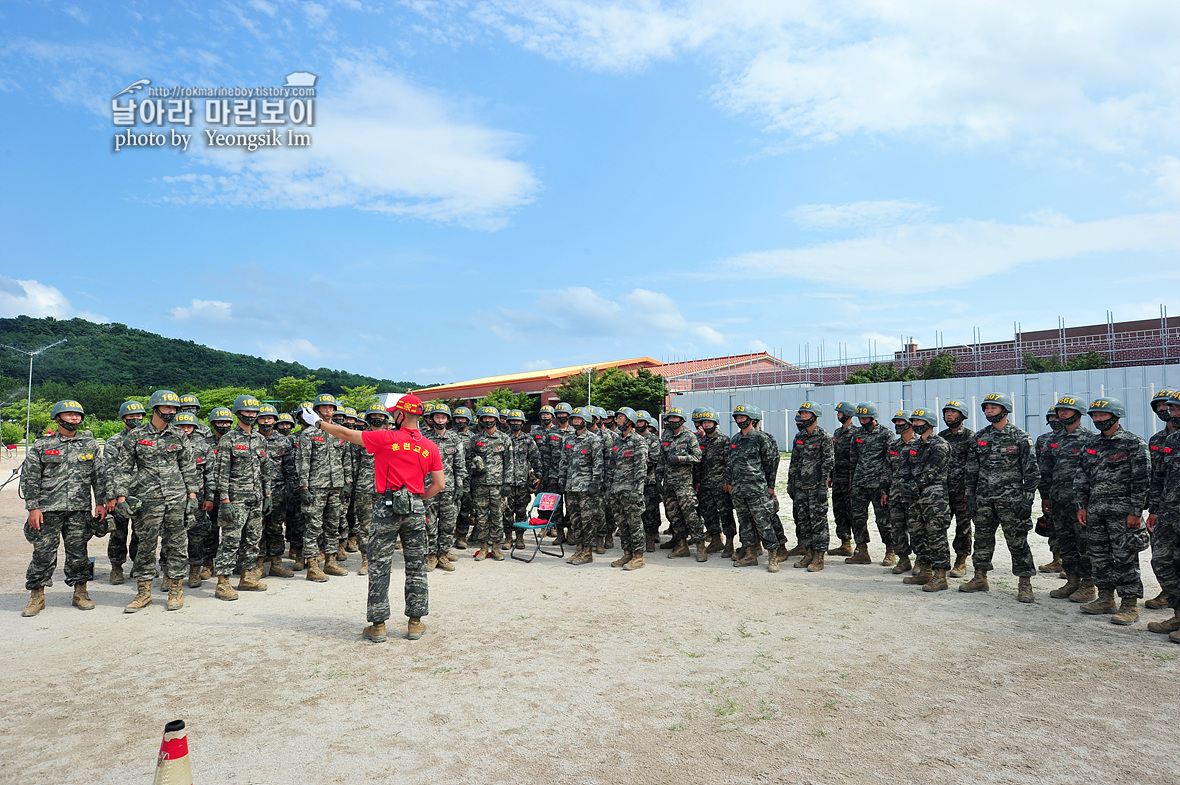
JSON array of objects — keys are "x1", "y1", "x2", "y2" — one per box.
[{"x1": 511, "y1": 492, "x2": 564, "y2": 562}]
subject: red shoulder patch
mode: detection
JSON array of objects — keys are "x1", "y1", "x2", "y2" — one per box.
[
  {"x1": 138, "y1": 440, "x2": 154, "y2": 446},
  {"x1": 44, "y1": 449, "x2": 61, "y2": 455}
]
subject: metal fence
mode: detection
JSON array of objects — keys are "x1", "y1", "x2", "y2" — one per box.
[{"x1": 678, "y1": 363, "x2": 1180, "y2": 450}]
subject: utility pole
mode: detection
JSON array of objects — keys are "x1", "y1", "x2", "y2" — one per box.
[
  {"x1": 2, "y1": 338, "x2": 67, "y2": 449},
  {"x1": 582, "y1": 366, "x2": 594, "y2": 407}
]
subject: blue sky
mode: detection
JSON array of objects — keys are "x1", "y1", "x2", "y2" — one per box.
[{"x1": 2, "y1": 1, "x2": 1179, "y2": 385}]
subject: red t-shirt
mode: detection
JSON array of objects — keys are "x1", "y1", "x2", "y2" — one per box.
[{"x1": 361, "y1": 428, "x2": 443, "y2": 495}]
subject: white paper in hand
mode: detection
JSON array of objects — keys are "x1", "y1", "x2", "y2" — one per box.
[{"x1": 300, "y1": 406, "x2": 321, "y2": 426}]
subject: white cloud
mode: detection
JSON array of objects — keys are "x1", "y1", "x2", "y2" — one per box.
[
  {"x1": 790, "y1": 200, "x2": 934, "y2": 230},
  {"x1": 63, "y1": 5, "x2": 89, "y2": 24},
  {"x1": 170, "y1": 299, "x2": 234, "y2": 322},
  {"x1": 248, "y1": 0, "x2": 277, "y2": 16},
  {"x1": 261, "y1": 337, "x2": 322, "y2": 362},
  {"x1": 1155, "y1": 156, "x2": 1180, "y2": 204},
  {"x1": 522, "y1": 359, "x2": 553, "y2": 371},
  {"x1": 303, "y1": 2, "x2": 330, "y2": 26},
  {"x1": 0, "y1": 277, "x2": 104, "y2": 321}
]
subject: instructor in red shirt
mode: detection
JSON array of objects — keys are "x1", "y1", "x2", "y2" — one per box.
[{"x1": 311, "y1": 394, "x2": 443, "y2": 642}]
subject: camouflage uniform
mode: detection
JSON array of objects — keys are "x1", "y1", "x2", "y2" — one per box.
[
  {"x1": 594, "y1": 425, "x2": 617, "y2": 541},
  {"x1": 966, "y1": 422, "x2": 1039, "y2": 577},
  {"x1": 850, "y1": 423, "x2": 893, "y2": 547},
  {"x1": 609, "y1": 430, "x2": 649, "y2": 554},
  {"x1": 185, "y1": 431, "x2": 216, "y2": 567},
  {"x1": 102, "y1": 426, "x2": 138, "y2": 568},
  {"x1": 423, "y1": 427, "x2": 467, "y2": 555},
  {"x1": 639, "y1": 426, "x2": 662, "y2": 540},
  {"x1": 727, "y1": 428, "x2": 781, "y2": 551},
  {"x1": 261, "y1": 429, "x2": 294, "y2": 559},
  {"x1": 465, "y1": 428, "x2": 511, "y2": 546},
  {"x1": 296, "y1": 426, "x2": 351, "y2": 559},
  {"x1": 542, "y1": 424, "x2": 573, "y2": 531},
  {"x1": 561, "y1": 428, "x2": 603, "y2": 547},
  {"x1": 1041, "y1": 424, "x2": 1095, "y2": 580},
  {"x1": 1147, "y1": 426, "x2": 1176, "y2": 595},
  {"x1": 787, "y1": 425, "x2": 834, "y2": 553},
  {"x1": 113, "y1": 421, "x2": 199, "y2": 582},
  {"x1": 352, "y1": 439, "x2": 376, "y2": 556},
  {"x1": 939, "y1": 423, "x2": 975, "y2": 559},
  {"x1": 1149, "y1": 429, "x2": 1180, "y2": 610},
  {"x1": 696, "y1": 428, "x2": 736, "y2": 539},
  {"x1": 451, "y1": 424, "x2": 475, "y2": 542},
  {"x1": 831, "y1": 423, "x2": 857, "y2": 543},
  {"x1": 503, "y1": 428, "x2": 541, "y2": 538},
  {"x1": 885, "y1": 435, "x2": 918, "y2": 559},
  {"x1": 906, "y1": 434, "x2": 952, "y2": 570},
  {"x1": 367, "y1": 495, "x2": 428, "y2": 622},
  {"x1": 1075, "y1": 427, "x2": 1151, "y2": 599},
  {"x1": 212, "y1": 425, "x2": 274, "y2": 576},
  {"x1": 658, "y1": 426, "x2": 706, "y2": 544},
  {"x1": 22, "y1": 430, "x2": 104, "y2": 590}
]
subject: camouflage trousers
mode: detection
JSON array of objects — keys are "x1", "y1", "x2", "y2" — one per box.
[
  {"x1": 698, "y1": 484, "x2": 736, "y2": 537},
  {"x1": 913, "y1": 487, "x2": 952, "y2": 570},
  {"x1": 367, "y1": 497, "x2": 428, "y2": 622},
  {"x1": 131, "y1": 497, "x2": 190, "y2": 582},
  {"x1": 1086, "y1": 513, "x2": 1146, "y2": 598},
  {"x1": 502, "y1": 485, "x2": 532, "y2": 539},
  {"x1": 565, "y1": 491, "x2": 597, "y2": 547},
  {"x1": 470, "y1": 485, "x2": 503, "y2": 545},
  {"x1": 1149, "y1": 513, "x2": 1180, "y2": 610},
  {"x1": 25, "y1": 510, "x2": 93, "y2": 590},
  {"x1": 213, "y1": 499, "x2": 262, "y2": 576},
  {"x1": 849, "y1": 486, "x2": 891, "y2": 547},
  {"x1": 107, "y1": 514, "x2": 137, "y2": 565},
  {"x1": 971, "y1": 500, "x2": 1035, "y2": 577},
  {"x1": 186, "y1": 509, "x2": 214, "y2": 566},
  {"x1": 831, "y1": 476, "x2": 853, "y2": 541},
  {"x1": 642, "y1": 482, "x2": 662, "y2": 536},
  {"x1": 1050, "y1": 500, "x2": 1090, "y2": 579},
  {"x1": 601, "y1": 485, "x2": 616, "y2": 537},
  {"x1": 351, "y1": 492, "x2": 374, "y2": 555},
  {"x1": 425, "y1": 489, "x2": 456, "y2": 555},
  {"x1": 947, "y1": 490, "x2": 973, "y2": 557},
  {"x1": 588, "y1": 489, "x2": 606, "y2": 541},
  {"x1": 663, "y1": 480, "x2": 705, "y2": 544},
  {"x1": 285, "y1": 496, "x2": 303, "y2": 552},
  {"x1": 791, "y1": 486, "x2": 829, "y2": 552},
  {"x1": 889, "y1": 498, "x2": 916, "y2": 558},
  {"x1": 301, "y1": 488, "x2": 343, "y2": 559},
  {"x1": 610, "y1": 491, "x2": 646, "y2": 553},
  {"x1": 261, "y1": 494, "x2": 287, "y2": 559},
  {"x1": 733, "y1": 490, "x2": 782, "y2": 551}
]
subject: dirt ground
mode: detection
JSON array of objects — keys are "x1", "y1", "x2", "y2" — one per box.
[{"x1": 2, "y1": 468, "x2": 1179, "y2": 785}]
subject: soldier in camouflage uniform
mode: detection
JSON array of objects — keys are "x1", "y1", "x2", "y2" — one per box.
[
  {"x1": 636, "y1": 410, "x2": 663, "y2": 552},
  {"x1": 658, "y1": 406, "x2": 708, "y2": 562},
  {"x1": 902, "y1": 408, "x2": 953, "y2": 591},
  {"x1": 178, "y1": 394, "x2": 213, "y2": 440},
  {"x1": 20, "y1": 400, "x2": 107, "y2": 617},
  {"x1": 103, "y1": 400, "x2": 146, "y2": 585},
  {"x1": 609, "y1": 407, "x2": 650, "y2": 570},
  {"x1": 728, "y1": 405, "x2": 783, "y2": 572},
  {"x1": 296, "y1": 393, "x2": 352, "y2": 582},
  {"x1": 196, "y1": 408, "x2": 234, "y2": 579},
  {"x1": 450, "y1": 406, "x2": 475, "y2": 548},
  {"x1": 1074, "y1": 397, "x2": 1151, "y2": 625},
  {"x1": 1034, "y1": 406, "x2": 1063, "y2": 574},
  {"x1": 1145, "y1": 390, "x2": 1177, "y2": 610},
  {"x1": 176, "y1": 412, "x2": 215, "y2": 589},
  {"x1": 961, "y1": 392, "x2": 1039, "y2": 602},
  {"x1": 1147, "y1": 390, "x2": 1180, "y2": 639},
  {"x1": 275, "y1": 413, "x2": 303, "y2": 561},
  {"x1": 940, "y1": 400, "x2": 976, "y2": 577},
  {"x1": 256, "y1": 405, "x2": 295, "y2": 579},
  {"x1": 591, "y1": 407, "x2": 616, "y2": 552},
  {"x1": 112, "y1": 390, "x2": 200, "y2": 613},
  {"x1": 562, "y1": 407, "x2": 604, "y2": 564},
  {"x1": 541, "y1": 402, "x2": 575, "y2": 544},
  {"x1": 693, "y1": 407, "x2": 735, "y2": 555},
  {"x1": 466, "y1": 406, "x2": 512, "y2": 560},
  {"x1": 1043, "y1": 395, "x2": 1098, "y2": 603},
  {"x1": 787, "y1": 401, "x2": 835, "y2": 572},
  {"x1": 422, "y1": 403, "x2": 466, "y2": 572},
  {"x1": 848, "y1": 402, "x2": 894, "y2": 565},
  {"x1": 883, "y1": 411, "x2": 919, "y2": 575},
  {"x1": 829, "y1": 401, "x2": 858, "y2": 557},
  {"x1": 339, "y1": 407, "x2": 363, "y2": 561},
  {"x1": 504, "y1": 408, "x2": 541, "y2": 550}
]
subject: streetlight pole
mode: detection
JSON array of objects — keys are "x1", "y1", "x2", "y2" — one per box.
[
  {"x1": 583, "y1": 367, "x2": 594, "y2": 407},
  {"x1": 2, "y1": 338, "x2": 67, "y2": 449}
]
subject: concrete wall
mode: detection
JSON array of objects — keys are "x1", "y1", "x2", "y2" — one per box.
[{"x1": 678, "y1": 363, "x2": 1180, "y2": 449}]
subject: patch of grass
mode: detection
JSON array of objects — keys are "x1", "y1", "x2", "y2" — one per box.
[
  {"x1": 754, "y1": 698, "x2": 778, "y2": 721},
  {"x1": 737, "y1": 622, "x2": 753, "y2": 639},
  {"x1": 683, "y1": 651, "x2": 703, "y2": 659},
  {"x1": 668, "y1": 722, "x2": 687, "y2": 732},
  {"x1": 1152, "y1": 652, "x2": 1177, "y2": 661},
  {"x1": 813, "y1": 729, "x2": 829, "y2": 738},
  {"x1": 713, "y1": 698, "x2": 738, "y2": 716},
  {"x1": 431, "y1": 666, "x2": 452, "y2": 675},
  {"x1": 715, "y1": 632, "x2": 729, "y2": 643},
  {"x1": 823, "y1": 699, "x2": 838, "y2": 711}
]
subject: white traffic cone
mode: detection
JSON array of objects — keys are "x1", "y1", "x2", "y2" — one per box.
[{"x1": 152, "y1": 719, "x2": 193, "y2": 785}]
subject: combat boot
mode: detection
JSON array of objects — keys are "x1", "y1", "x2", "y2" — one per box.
[
  {"x1": 733, "y1": 550, "x2": 759, "y2": 567},
  {"x1": 289, "y1": 545, "x2": 299, "y2": 560},
  {"x1": 294, "y1": 553, "x2": 306, "y2": 571},
  {"x1": 807, "y1": 552, "x2": 826, "y2": 572},
  {"x1": 696, "y1": 541, "x2": 709, "y2": 562},
  {"x1": 1017, "y1": 576, "x2": 1034, "y2": 603},
  {"x1": 425, "y1": 554, "x2": 437, "y2": 572},
  {"x1": 504, "y1": 532, "x2": 514, "y2": 549},
  {"x1": 732, "y1": 546, "x2": 746, "y2": 561},
  {"x1": 346, "y1": 536, "x2": 359, "y2": 553},
  {"x1": 455, "y1": 537, "x2": 468, "y2": 550},
  {"x1": 721, "y1": 534, "x2": 734, "y2": 558},
  {"x1": 881, "y1": 547, "x2": 898, "y2": 567},
  {"x1": 612, "y1": 551, "x2": 634, "y2": 568},
  {"x1": 891, "y1": 554, "x2": 913, "y2": 575},
  {"x1": 306, "y1": 557, "x2": 329, "y2": 582},
  {"x1": 443, "y1": 551, "x2": 458, "y2": 562},
  {"x1": 776, "y1": 544, "x2": 789, "y2": 561},
  {"x1": 904, "y1": 562, "x2": 932, "y2": 585},
  {"x1": 200, "y1": 560, "x2": 213, "y2": 580},
  {"x1": 268, "y1": 556, "x2": 293, "y2": 578},
  {"x1": 1148, "y1": 610, "x2": 1180, "y2": 634},
  {"x1": 793, "y1": 549, "x2": 813, "y2": 569},
  {"x1": 623, "y1": 552, "x2": 645, "y2": 570},
  {"x1": 569, "y1": 545, "x2": 593, "y2": 565},
  {"x1": 166, "y1": 579, "x2": 184, "y2": 611},
  {"x1": 488, "y1": 542, "x2": 505, "y2": 561},
  {"x1": 767, "y1": 550, "x2": 780, "y2": 573},
  {"x1": 109, "y1": 563, "x2": 125, "y2": 585},
  {"x1": 554, "y1": 527, "x2": 567, "y2": 547},
  {"x1": 669, "y1": 541, "x2": 690, "y2": 558},
  {"x1": 473, "y1": 544, "x2": 486, "y2": 561},
  {"x1": 1081, "y1": 587, "x2": 1117, "y2": 614},
  {"x1": 1039, "y1": 556, "x2": 1063, "y2": 574},
  {"x1": 595, "y1": 536, "x2": 605, "y2": 554},
  {"x1": 829, "y1": 538, "x2": 854, "y2": 557},
  {"x1": 434, "y1": 553, "x2": 453, "y2": 572},
  {"x1": 959, "y1": 569, "x2": 990, "y2": 593},
  {"x1": 604, "y1": 534, "x2": 614, "y2": 550},
  {"x1": 124, "y1": 580, "x2": 153, "y2": 612},
  {"x1": 786, "y1": 542, "x2": 807, "y2": 557},
  {"x1": 845, "y1": 543, "x2": 871, "y2": 564},
  {"x1": 188, "y1": 564, "x2": 203, "y2": 588},
  {"x1": 335, "y1": 543, "x2": 349, "y2": 563},
  {"x1": 660, "y1": 536, "x2": 679, "y2": 550},
  {"x1": 948, "y1": 552, "x2": 969, "y2": 578},
  {"x1": 323, "y1": 555, "x2": 349, "y2": 576},
  {"x1": 1050, "y1": 573, "x2": 1080, "y2": 599},
  {"x1": 514, "y1": 530, "x2": 526, "y2": 549},
  {"x1": 22, "y1": 587, "x2": 45, "y2": 617},
  {"x1": 363, "y1": 622, "x2": 387, "y2": 642},
  {"x1": 237, "y1": 567, "x2": 268, "y2": 592},
  {"x1": 72, "y1": 582, "x2": 95, "y2": 611},
  {"x1": 646, "y1": 533, "x2": 657, "y2": 552},
  {"x1": 705, "y1": 532, "x2": 724, "y2": 553},
  {"x1": 1069, "y1": 579, "x2": 1098, "y2": 603},
  {"x1": 1145, "y1": 590, "x2": 1170, "y2": 610},
  {"x1": 215, "y1": 575, "x2": 239, "y2": 600},
  {"x1": 407, "y1": 617, "x2": 426, "y2": 640},
  {"x1": 923, "y1": 567, "x2": 949, "y2": 592},
  {"x1": 1111, "y1": 596, "x2": 1139, "y2": 625},
  {"x1": 1170, "y1": 630, "x2": 1180, "y2": 644}
]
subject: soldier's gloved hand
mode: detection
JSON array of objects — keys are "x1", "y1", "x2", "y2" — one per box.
[
  {"x1": 472, "y1": 456, "x2": 486, "y2": 474},
  {"x1": 342, "y1": 481, "x2": 352, "y2": 501},
  {"x1": 300, "y1": 487, "x2": 313, "y2": 504},
  {"x1": 184, "y1": 495, "x2": 199, "y2": 514},
  {"x1": 126, "y1": 495, "x2": 142, "y2": 513},
  {"x1": 114, "y1": 500, "x2": 134, "y2": 519},
  {"x1": 262, "y1": 496, "x2": 273, "y2": 514}
]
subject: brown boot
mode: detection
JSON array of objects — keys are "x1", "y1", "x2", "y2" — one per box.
[
  {"x1": 1111, "y1": 595, "x2": 1139, "y2": 625},
  {"x1": 793, "y1": 549, "x2": 814, "y2": 569},
  {"x1": 612, "y1": 551, "x2": 634, "y2": 568},
  {"x1": 269, "y1": 556, "x2": 294, "y2": 578},
  {"x1": 660, "y1": 536, "x2": 679, "y2": 550},
  {"x1": 807, "y1": 551, "x2": 826, "y2": 572},
  {"x1": 623, "y1": 552, "x2": 645, "y2": 570},
  {"x1": 22, "y1": 587, "x2": 46, "y2": 617},
  {"x1": 504, "y1": 532, "x2": 514, "y2": 549},
  {"x1": 948, "y1": 552, "x2": 969, "y2": 578},
  {"x1": 362, "y1": 621, "x2": 387, "y2": 642},
  {"x1": 454, "y1": 537, "x2": 468, "y2": 550},
  {"x1": 1050, "y1": 573, "x2": 1080, "y2": 599},
  {"x1": 1069, "y1": 578, "x2": 1098, "y2": 603},
  {"x1": 554, "y1": 528, "x2": 567, "y2": 546},
  {"x1": 569, "y1": 544, "x2": 594, "y2": 565},
  {"x1": 775, "y1": 544, "x2": 789, "y2": 561},
  {"x1": 109, "y1": 563, "x2": 125, "y2": 585},
  {"x1": 514, "y1": 531, "x2": 526, "y2": 549},
  {"x1": 488, "y1": 542, "x2": 505, "y2": 561},
  {"x1": 669, "y1": 541, "x2": 691, "y2": 558},
  {"x1": 604, "y1": 534, "x2": 614, "y2": 550},
  {"x1": 829, "y1": 538, "x2": 854, "y2": 557},
  {"x1": 72, "y1": 582, "x2": 95, "y2": 611},
  {"x1": 306, "y1": 557, "x2": 329, "y2": 582},
  {"x1": 1039, "y1": 556, "x2": 1063, "y2": 574},
  {"x1": 696, "y1": 541, "x2": 709, "y2": 562},
  {"x1": 959, "y1": 569, "x2": 990, "y2": 593},
  {"x1": 706, "y1": 532, "x2": 725, "y2": 553},
  {"x1": 200, "y1": 560, "x2": 213, "y2": 580},
  {"x1": 1148, "y1": 610, "x2": 1180, "y2": 634},
  {"x1": 237, "y1": 567, "x2": 268, "y2": 592},
  {"x1": 335, "y1": 543, "x2": 349, "y2": 563},
  {"x1": 881, "y1": 547, "x2": 898, "y2": 567},
  {"x1": 595, "y1": 536, "x2": 605, "y2": 555},
  {"x1": 1017, "y1": 576, "x2": 1034, "y2": 603},
  {"x1": 473, "y1": 544, "x2": 486, "y2": 561},
  {"x1": 323, "y1": 555, "x2": 349, "y2": 576},
  {"x1": 289, "y1": 545, "x2": 299, "y2": 560},
  {"x1": 923, "y1": 567, "x2": 949, "y2": 592},
  {"x1": 721, "y1": 534, "x2": 734, "y2": 558},
  {"x1": 733, "y1": 550, "x2": 759, "y2": 567},
  {"x1": 215, "y1": 575, "x2": 239, "y2": 600},
  {"x1": 904, "y1": 562, "x2": 932, "y2": 585},
  {"x1": 443, "y1": 551, "x2": 457, "y2": 562},
  {"x1": 346, "y1": 536, "x2": 359, "y2": 553},
  {"x1": 1081, "y1": 587, "x2": 1117, "y2": 614},
  {"x1": 646, "y1": 533, "x2": 657, "y2": 552},
  {"x1": 407, "y1": 617, "x2": 426, "y2": 640},
  {"x1": 845, "y1": 543, "x2": 871, "y2": 564},
  {"x1": 294, "y1": 553, "x2": 306, "y2": 571},
  {"x1": 166, "y1": 579, "x2": 184, "y2": 611},
  {"x1": 188, "y1": 564, "x2": 203, "y2": 588},
  {"x1": 786, "y1": 542, "x2": 808, "y2": 557},
  {"x1": 767, "y1": 549, "x2": 780, "y2": 573},
  {"x1": 425, "y1": 554, "x2": 437, "y2": 572},
  {"x1": 891, "y1": 554, "x2": 913, "y2": 574},
  {"x1": 124, "y1": 580, "x2": 153, "y2": 612},
  {"x1": 434, "y1": 553, "x2": 453, "y2": 572},
  {"x1": 1145, "y1": 590, "x2": 1170, "y2": 610}
]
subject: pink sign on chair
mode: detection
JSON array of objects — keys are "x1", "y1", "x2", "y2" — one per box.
[{"x1": 537, "y1": 493, "x2": 559, "y2": 511}]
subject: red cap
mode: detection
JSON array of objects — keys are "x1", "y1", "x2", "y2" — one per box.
[{"x1": 390, "y1": 394, "x2": 424, "y2": 416}]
